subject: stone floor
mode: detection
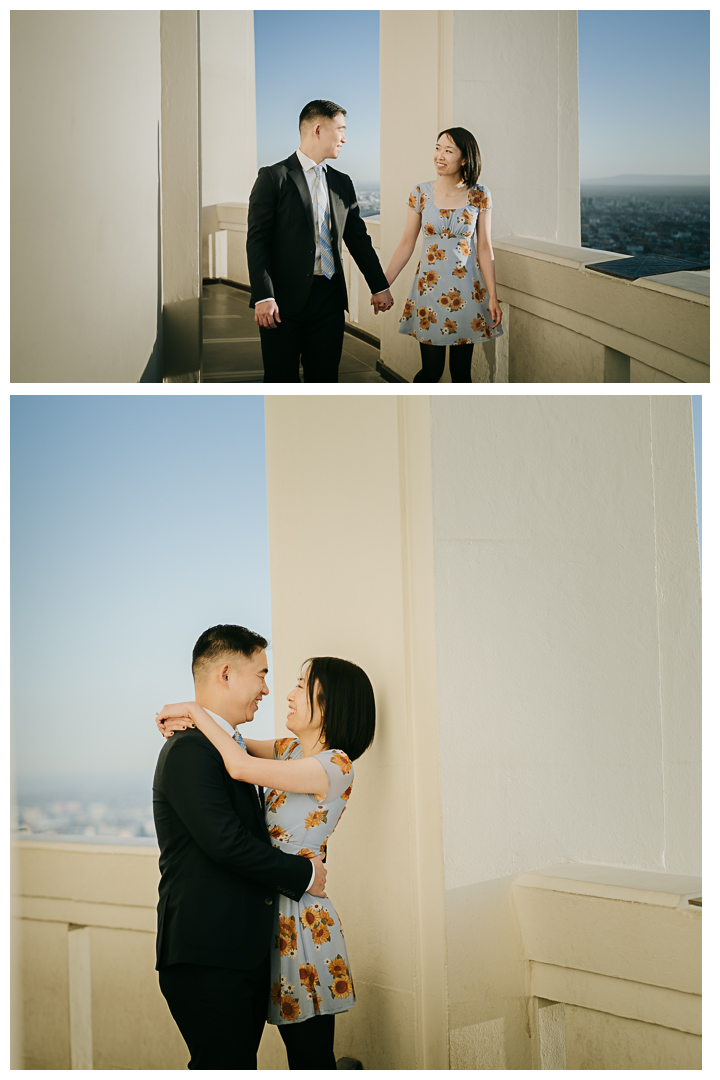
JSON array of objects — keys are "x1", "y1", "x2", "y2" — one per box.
[{"x1": 202, "y1": 283, "x2": 385, "y2": 383}]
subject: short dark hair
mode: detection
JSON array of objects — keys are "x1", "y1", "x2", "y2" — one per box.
[
  {"x1": 304, "y1": 657, "x2": 375, "y2": 762},
  {"x1": 299, "y1": 99, "x2": 346, "y2": 133},
  {"x1": 437, "y1": 127, "x2": 481, "y2": 187},
  {"x1": 192, "y1": 624, "x2": 268, "y2": 679}
]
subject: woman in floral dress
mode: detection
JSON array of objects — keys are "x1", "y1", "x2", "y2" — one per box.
[
  {"x1": 384, "y1": 127, "x2": 503, "y2": 382},
  {"x1": 156, "y1": 656, "x2": 375, "y2": 1070}
]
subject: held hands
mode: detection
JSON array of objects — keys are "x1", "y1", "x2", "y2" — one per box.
[
  {"x1": 370, "y1": 288, "x2": 394, "y2": 315},
  {"x1": 307, "y1": 855, "x2": 328, "y2": 898},
  {"x1": 488, "y1": 297, "x2": 502, "y2": 329},
  {"x1": 254, "y1": 299, "x2": 281, "y2": 329}
]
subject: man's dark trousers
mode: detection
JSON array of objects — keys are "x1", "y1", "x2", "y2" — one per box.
[
  {"x1": 260, "y1": 274, "x2": 345, "y2": 383},
  {"x1": 159, "y1": 959, "x2": 269, "y2": 1070}
]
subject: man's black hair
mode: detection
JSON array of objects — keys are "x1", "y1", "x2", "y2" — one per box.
[
  {"x1": 299, "y1": 99, "x2": 346, "y2": 132},
  {"x1": 192, "y1": 624, "x2": 268, "y2": 678}
]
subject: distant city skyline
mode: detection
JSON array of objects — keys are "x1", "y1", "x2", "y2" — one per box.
[{"x1": 254, "y1": 10, "x2": 709, "y2": 184}]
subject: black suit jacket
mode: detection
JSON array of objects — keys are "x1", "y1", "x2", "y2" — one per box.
[
  {"x1": 152, "y1": 727, "x2": 312, "y2": 971},
  {"x1": 246, "y1": 153, "x2": 389, "y2": 316}
]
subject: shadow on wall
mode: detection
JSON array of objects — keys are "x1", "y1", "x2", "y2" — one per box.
[{"x1": 139, "y1": 122, "x2": 163, "y2": 383}]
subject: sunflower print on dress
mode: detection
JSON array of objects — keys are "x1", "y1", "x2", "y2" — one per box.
[
  {"x1": 399, "y1": 180, "x2": 502, "y2": 347},
  {"x1": 267, "y1": 739, "x2": 358, "y2": 1025}
]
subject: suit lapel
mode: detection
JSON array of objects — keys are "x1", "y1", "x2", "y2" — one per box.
[
  {"x1": 326, "y1": 167, "x2": 342, "y2": 246},
  {"x1": 287, "y1": 154, "x2": 316, "y2": 237}
]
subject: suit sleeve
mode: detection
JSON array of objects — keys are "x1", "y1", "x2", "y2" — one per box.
[
  {"x1": 341, "y1": 179, "x2": 389, "y2": 295},
  {"x1": 246, "y1": 167, "x2": 279, "y2": 308},
  {"x1": 162, "y1": 736, "x2": 312, "y2": 901}
]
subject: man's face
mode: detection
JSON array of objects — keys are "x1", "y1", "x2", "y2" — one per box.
[
  {"x1": 316, "y1": 113, "x2": 346, "y2": 161},
  {"x1": 225, "y1": 648, "x2": 270, "y2": 726}
]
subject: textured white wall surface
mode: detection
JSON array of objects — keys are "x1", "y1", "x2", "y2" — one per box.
[
  {"x1": 200, "y1": 11, "x2": 257, "y2": 207},
  {"x1": 453, "y1": 10, "x2": 580, "y2": 245},
  {"x1": 430, "y1": 397, "x2": 700, "y2": 891},
  {"x1": 10, "y1": 11, "x2": 162, "y2": 381}
]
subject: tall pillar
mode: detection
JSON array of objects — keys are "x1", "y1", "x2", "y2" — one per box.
[
  {"x1": 379, "y1": 10, "x2": 580, "y2": 381},
  {"x1": 160, "y1": 11, "x2": 202, "y2": 382},
  {"x1": 10, "y1": 11, "x2": 163, "y2": 381},
  {"x1": 264, "y1": 398, "x2": 449, "y2": 1070},
  {"x1": 199, "y1": 12, "x2": 257, "y2": 281}
]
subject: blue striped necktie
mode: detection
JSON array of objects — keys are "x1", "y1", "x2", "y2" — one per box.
[
  {"x1": 314, "y1": 165, "x2": 335, "y2": 279},
  {"x1": 233, "y1": 729, "x2": 263, "y2": 805}
]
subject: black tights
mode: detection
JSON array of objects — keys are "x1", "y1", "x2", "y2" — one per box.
[
  {"x1": 413, "y1": 342, "x2": 474, "y2": 383},
  {"x1": 278, "y1": 1013, "x2": 337, "y2": 1070}
]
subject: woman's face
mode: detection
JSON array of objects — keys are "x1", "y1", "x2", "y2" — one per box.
[
  {"x1": 286, "y1": 668, "x2": 323, "y2": 740},
  {"x1": 434, "y1": 134, "x2": 465, "y2": 182}
]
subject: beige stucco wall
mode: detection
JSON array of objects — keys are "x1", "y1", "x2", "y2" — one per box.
[
  {"x1": 10, "y1": 11, "x2": 163, "y2": 382},
  {"x1": 378, "y1": 9, "x2": 580, "y2": 381},
  {"x1": 429, "y1": 396, "x2": 701, "y2": 1065},
  {"x1": 264, "y1": 397, "x2": 449, "y2": 1070},
  {"x1": 200, "y1": 11, "x2": 257, "y2": 281}
]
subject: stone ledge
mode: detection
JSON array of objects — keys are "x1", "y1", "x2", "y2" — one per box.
[
  {"x1": 493, "y1": 236, "x2": 710, "y2": 304},
  {"x1": 514, "y1": 862, "x2": 702, "y2": 909}
]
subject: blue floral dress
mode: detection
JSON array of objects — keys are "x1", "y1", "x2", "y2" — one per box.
[
  {"x1": 266, "y1": 738, "x2": 356, "y2": 1025},
  {"x1": 399, "y1": 180, "x2": 503, "y2": 346}
]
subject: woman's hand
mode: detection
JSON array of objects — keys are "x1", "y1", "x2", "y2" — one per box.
[
  {"x1": 488, "y1": 297, "x2": 502, "y2": 329},
  {"x1": 156, "y1": 702, "x2": 201, "y2": 739}
]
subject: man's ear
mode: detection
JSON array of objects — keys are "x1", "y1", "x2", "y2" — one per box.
[{"x1": 219, "y1": 662, "x2": 231, "y2": 684}]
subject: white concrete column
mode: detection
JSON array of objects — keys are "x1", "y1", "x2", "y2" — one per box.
[
  {"x1": 10, "y1": 11, "x2": 163, "y2": 382},
  {"x1": 379, "y1": 10, "x2": 580, "y2": 381},
  {"x1": 380, "y1": 10, "x2": 454, "y2": 381},
  {"x1": 161, "y1": 10, "x2": 202, "y2": 381},
  {"x1": 264, "y1": 398, "x2": 448, "y2": 1070},
  {"x1": 199, "y1": 11, "x2": 257, "y2": 281},
  {"x1": 68, "y1": 926, "x2": 93, "y2": 1069}
]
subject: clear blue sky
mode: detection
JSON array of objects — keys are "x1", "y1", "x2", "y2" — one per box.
[
  {"x1": 11, "y1": 397, "x2": 277, "y2": 778},
  {"x1": 578, "y1": 10, "x2": 709, "y2": 179},
  {"x1": 11, "y1": 395, "x2": 702, "y2": 782},
  {"x1": 253, "y1": 10, "x2": 709, "y2": 183},
  {"x1": 254, "y1": 9, "x2": 380, "y2": 183}
]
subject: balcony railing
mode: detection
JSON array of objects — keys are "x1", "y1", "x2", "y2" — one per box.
[
  {"x1": 202, "y1": 205, "x2": 709, "y2": 383},
  {"x1": 12, "y1": 840, "x2": 701, "y2": 1070}
]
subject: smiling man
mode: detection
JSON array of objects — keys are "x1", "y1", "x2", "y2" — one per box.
[
  {"x1": 247, "y1": 99, "x2": 393, "y2": 382},
  {"x1": 153, "y1": 624, "x2": 328, "y2": 1069}
]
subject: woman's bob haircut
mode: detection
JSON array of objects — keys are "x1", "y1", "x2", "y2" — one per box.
[
  {"x1": 437, "y1": 127, "x2": 481, "y2": 188},
  {"x1": 304, "y1": 657, "x2": 376, "y2": 762}
]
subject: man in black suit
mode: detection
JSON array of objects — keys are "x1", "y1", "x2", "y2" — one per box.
[
  {"x1": 247, "y1": 98, "x2": 393, "y2": 382},
  {"x1": 153, "y1": 624, "x2": 327, "y2": 1070}
]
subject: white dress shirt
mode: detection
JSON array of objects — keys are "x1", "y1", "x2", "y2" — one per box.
[
  {"x1": 255, "y1": 148, "x2": 335, "y2": 305},
  {"x1": 202, "y1": 707, "x2": 315, "y2": 889}
]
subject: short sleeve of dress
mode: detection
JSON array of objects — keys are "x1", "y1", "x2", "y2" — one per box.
[
  {"x1": 470, "y1": 185, "x2": 492, "y2": 213},
  {"x1": 273, "y1": 737, "x2": 300, "y2": 760},
  {"x1": 408, "y1": 184, "x2": 423, "y2": 214},
  {"x1": 317, "y1": 749, "x2": 355, "y2": 802}
]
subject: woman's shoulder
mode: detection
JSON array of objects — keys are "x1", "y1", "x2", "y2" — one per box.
[
  {"x1": 321, "y1": 748, "x2": 354, "y2": 773},
  {"x1": 467, "y1": 184, "x2": 492, "y2": 209},
  {"x1": 274, "y1": 736, "x2": 301, "y2": 760}
]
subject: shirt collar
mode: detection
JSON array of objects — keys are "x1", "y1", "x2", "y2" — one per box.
[
  {"x1": 204, "y1": 707, "x2": 237, "y2": 739},
  {"x1": 297, "y1": 148, "x2": 326, "y2": 173}
]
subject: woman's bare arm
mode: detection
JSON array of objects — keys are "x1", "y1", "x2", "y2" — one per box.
[
  {"x1": 476, "y1": 209, "x2": 502, "y2": 327},
  {"x1": 384, "y1": 207, "x2": 423, "y2": 286},
  {"x1": 156, "y1": 703, "x2": 329, "y2": 799},
  {"x1": 243, "y1": 738, "x2": 276, "y2": 759}
]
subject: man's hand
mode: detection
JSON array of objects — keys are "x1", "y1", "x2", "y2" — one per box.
[
  {"x1": 254, "y1": 299, "x2": 281, "y2": 329},
  {"x1": 306, "y1": 854, "x2": 327, "y2": 898},
  {"x1": 371, "y1": 289, "x2": 394, "y2": 315}
]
